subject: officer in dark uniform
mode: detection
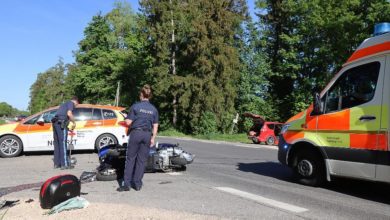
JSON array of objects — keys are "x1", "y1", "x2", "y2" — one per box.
[
  {"x1": 117, "y1": 85, "x2": 159, "y2": 192},
  {"x1": 52, "y1": 96, "x2": 79, "y2": 169}
]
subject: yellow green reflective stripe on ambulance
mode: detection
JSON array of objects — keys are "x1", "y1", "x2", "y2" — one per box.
[
  {"x1": 350, "y1": 105, "x2": 381, "y2": 131},
  {"x1": 381, "y1": 104, "x2": 388, "y2": 129},
  {"x1": 313, "y1": 132, "x2": 350, "y2": 148},
  {"x1": 288, "y1": 110, "x2": 306, "y2": 130}
]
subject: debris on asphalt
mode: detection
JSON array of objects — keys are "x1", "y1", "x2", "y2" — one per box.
[
  {"x1": 159, "y1": 181, "x2": 173, "y2": 184},
  {"x1": 0, "y1": 200, "x2": 19, "y2": 210},
  {"x1": 45, "y1": 197, "x2": 89, "y2": 215},
  {"x1": 25, "y1": 199, "x2": 34, "y2": 203},
  {"x1": 80, "y1": 171, "x2": 97, "y2": 184}
]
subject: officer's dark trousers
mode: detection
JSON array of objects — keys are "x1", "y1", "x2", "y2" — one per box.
[
  {"x1": 123, "y1": 130, "x2": 151, "y2": 188},
  {"x1": 53, "y1": 122, "x2": 68, "y2": 167}
]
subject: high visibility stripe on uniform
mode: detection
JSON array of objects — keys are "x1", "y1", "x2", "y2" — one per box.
[
  {"x1": 347, "y1": 41, "x2": 390, "y2": 64},
  {"x1": 63, "y1": 128, "x2": 68, "y2": 166}
]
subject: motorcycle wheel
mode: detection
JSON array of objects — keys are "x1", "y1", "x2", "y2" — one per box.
[{"x1": 96, "y1": 169, "x2": 117, "y2": 181}]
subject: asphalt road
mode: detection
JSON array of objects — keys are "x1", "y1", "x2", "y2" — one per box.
[{"x1": 1, "y1": 136, "x2": 390, "y2": 219}]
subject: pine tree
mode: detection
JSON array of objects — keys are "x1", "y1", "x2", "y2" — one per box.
[{"x1": 140, "y1": 0, "x2": 247, "y2": 133}]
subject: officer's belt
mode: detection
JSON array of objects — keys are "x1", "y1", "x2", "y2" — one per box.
[{"x1": 131, "y1": 127, "x2": 151, "y2": 132}]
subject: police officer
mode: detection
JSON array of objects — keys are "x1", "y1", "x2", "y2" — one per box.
[
  {"x1": 117, "y1": 85, "x2": 159, "y2": 192},
  {"x1": 52, "y1": 96, "x2": 79, "y2": 169}
]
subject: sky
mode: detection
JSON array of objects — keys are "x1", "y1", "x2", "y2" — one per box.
[{"x1": 0, "y1": 0, "x2": 256, "y2": 111}]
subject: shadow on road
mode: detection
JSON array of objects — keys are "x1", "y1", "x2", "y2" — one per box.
[
  {"x1": 237, "y1": 161, "x2": 294, "y2": 182},
  {"x1": 237, "y1": 161, "x2": 390, "y2": 204},
  {"x1": 324, "y1": 177, "x2": 390, "y2": 204}
]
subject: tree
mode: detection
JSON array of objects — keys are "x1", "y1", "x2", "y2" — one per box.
[
  {"x1": 140, "y1": 0, "x2": 248, "y2": 133},
  {"x1": 29, "y1": 59, "x2": 67, "y2": 113},
  {"x1": 235, "y1": 16, "x2": 277, "y2": 132},
  {"x1": 256, "y1": 0, "x2": 390, "y2": 121},
  {"x1": 0, "y1": 102, "x2": 13, "y2": 117},
  {"x1": 67, "y1": 2, "x2": 146, "y2": 106}
]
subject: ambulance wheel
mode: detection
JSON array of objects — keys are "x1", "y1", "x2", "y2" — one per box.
[
  {"x1": 293, "y1": 150, "x2": 325, "y2": 186},
  {"x1": 0, "y1": 135, "x2": 23, "y2": 158},
  {"x1": 95, "y1": 134, "x2": 118, "y2": 151},
  {"x1": 266, "y1": 136, "x2": 275, "y2": 145},
  {"x1": 96, "y1": 170, "x2": 117, "y2": 181}
]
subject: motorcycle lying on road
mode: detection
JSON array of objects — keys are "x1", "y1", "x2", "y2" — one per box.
[{"x1": 96, "y1": 143, "x2": 195, "y2": 181}]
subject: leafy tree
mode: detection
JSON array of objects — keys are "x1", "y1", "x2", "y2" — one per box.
[
  {"x1": 29, "y1": 59, "x2": 66, "y2": 113},
  {"x1": 256, "y1": 0, "x2": 390, "y2": 121},
  {"x1": 67, "y1": 1, "x2": 146, "y2": 106},
  {"x1": 0, "y1": 102, "x2": 13, "y2": 117},
  {"x1": 235, "y1": 17, "x2": 278, "y2": 132}
]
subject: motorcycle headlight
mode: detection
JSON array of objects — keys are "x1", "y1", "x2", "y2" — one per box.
[{"x1": 281, "y1": 124, "x2": 290, "y2": 134}]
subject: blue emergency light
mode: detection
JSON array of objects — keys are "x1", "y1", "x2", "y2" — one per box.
[{"x1": 374, "y1": 22, "x2": 390, "y2": 36}]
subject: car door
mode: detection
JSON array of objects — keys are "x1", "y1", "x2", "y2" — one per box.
[
  {"x1": 71, "y1": 108, "x2": 94, "y2": 149},
  {"x1": 26, "y1": 109, "x2": 57, "y2": 150},
  {"x1": 375, "y1": 55, "x2": 390, "y2": 182},
  {"x1": 316, "y1": 58, "x2": 384, "y2": 179}
]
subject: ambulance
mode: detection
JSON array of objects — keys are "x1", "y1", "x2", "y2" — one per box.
[
  {"x1": 278, "y1": 23, "x2": 390, "y2": 186},
  {"x1": 0, "y1": 104, "x2": 129, "y2": 158}
]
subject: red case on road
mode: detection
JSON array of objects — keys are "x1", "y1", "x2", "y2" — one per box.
[{"x1": 39, "y1": 174, "x2": 80, "y2": 209}]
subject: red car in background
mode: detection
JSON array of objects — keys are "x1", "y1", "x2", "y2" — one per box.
[{"x1": 243, "y1": 112, "x2": 282, "y2": 145}]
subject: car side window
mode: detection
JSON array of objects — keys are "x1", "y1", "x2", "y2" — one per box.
[
  {"x1": 102, "y1": 109, "x2": 117, "y2": 119},
  {"x1": 92, "y1": 108, "x2": 103, "y2": 120},
  {"x1": 73, "y1": 108, "x2": 93, "y2": 121},
  {"x1": 42, "y1": 110, "x2": 57, "y2": 123},
  {"x1": 24, "y1": 115, "x2": 41, "y2": 125},
  {"x1": 267, "y1": 124, "x2": 275, "y2": 130},
  {"x1": 322, "y1": 62, "x2": 380, "y2": 113}
]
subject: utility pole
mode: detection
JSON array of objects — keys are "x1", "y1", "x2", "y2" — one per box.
[
  {"x1": 114, "y1": 81, "x2": 121, "y2": 107},
  {"x1": 170, "y1": 0, "x2": 177, "y2": 127}
]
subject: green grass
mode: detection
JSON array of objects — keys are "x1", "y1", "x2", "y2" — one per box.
[
  {"x1": 159, "y1": 128, "x2": 251, "y2": 144},
  {"x1": 0, "y1": 119, "x2": 5, "y2": 125}
]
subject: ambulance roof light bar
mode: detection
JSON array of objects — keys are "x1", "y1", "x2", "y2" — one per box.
[{"x1": 374, "y1": 22, "x2": 390, "y2": 36}]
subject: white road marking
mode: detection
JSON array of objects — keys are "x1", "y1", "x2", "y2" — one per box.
[
  {"x1": 215, "y1": 187, "x2": 308, "y2": 213},
  {"x1": 167, "y1": 172, "x2": 182, "y2": 176}
]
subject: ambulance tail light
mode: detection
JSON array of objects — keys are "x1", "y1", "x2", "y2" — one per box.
[{"x1": 374, "y1": 22, "x2": 390, "y2": 36}]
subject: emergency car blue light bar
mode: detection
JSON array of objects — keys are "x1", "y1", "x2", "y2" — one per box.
[{"x1": 374, "y1": 23, "x2": 390, "y2": 36}]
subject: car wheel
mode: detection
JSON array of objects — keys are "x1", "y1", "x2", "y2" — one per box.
[
  {"x1": 266, "y1": 136, "x2": 275, "y2": 145},
  {"x1": 96, "y1": 169, "x2": 117, "y2": 181},
  {"x1": 293, "y1": 150, "x2": 325, "y2": 186},
  {"x1": 95, "y1": 134, "x2": 118, "y2": 151},
  {"x1": 252, "y1": 137, "x2": 260, "y2": 144},
  {"x1": 0, "y1": 135, "x2": 23, "y2": 158}
]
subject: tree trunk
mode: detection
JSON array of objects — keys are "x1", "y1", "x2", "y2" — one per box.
[{"x1": 170, "y1": 0, "x2": 177, "y2": 127}]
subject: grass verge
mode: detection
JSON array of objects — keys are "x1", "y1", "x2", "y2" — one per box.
[
  {"x1": 0, "y1": 119, "x2": 5, "y2": 125},
  {"x1": 159, "y1": 129, "x2": 251, "y2": 144}
]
